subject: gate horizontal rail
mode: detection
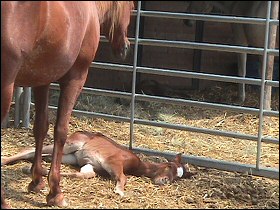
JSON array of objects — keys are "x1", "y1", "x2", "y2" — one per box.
[
  {"x1": 131, "y1": 147, "x2": 279, "y2": 180},
  {"x1": 91, "y1": 62, "x2": 279, "y2": 88},
  {"x1": 33, "y1": 103, "x2": 278, "y2": 145},
  {"x1": 135, "y1": 10, "x2": 279, "y2": 26},
  {"x1": 100, "y1": 36, "x2": 279, "y2": 56},
  {"x1": 41, "y1": 95, "x2": 280, "y2": 145},
  {"x1": 50, "y1": 83, "x2": 279, "y2": 117}
]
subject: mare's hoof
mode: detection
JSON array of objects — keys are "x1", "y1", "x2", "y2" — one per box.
[
  {"x1": 1, "y1": 203, "x2": 11, "y2": 209},
  {"x1": 22, "y1": 166, "x2": 32, "y2": 175},
  {"x1": 46, "y1": 193, "x2": 68, "y2": 207},
  {"x1": 27, "y1": 180, "x2": 46, "y2": 193}
]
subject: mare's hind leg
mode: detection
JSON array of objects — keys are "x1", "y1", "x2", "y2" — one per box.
[
  {"x1": 46, "y1": 67, "x2": 89, "y2": 207},
  {"x1": 27, "y1": 85, "x2": 50, "y2": 193}
]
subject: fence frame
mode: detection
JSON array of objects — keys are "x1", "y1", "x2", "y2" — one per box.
[{"x1": 8, "y1": 1, "x2": 279, "y2": 179}]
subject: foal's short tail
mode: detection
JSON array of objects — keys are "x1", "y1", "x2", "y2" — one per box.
[{"x1": 1, "y1": 145, "x2": 54, "y2": 166}]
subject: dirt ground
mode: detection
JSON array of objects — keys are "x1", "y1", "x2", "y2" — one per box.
[{"x1": 1, "y1": 84, "x2": 279, "y2": 209}]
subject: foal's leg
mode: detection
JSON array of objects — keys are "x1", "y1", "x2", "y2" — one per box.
[
  {"x1": 107, "y1": 165, "x2": 127, "y2": 197},
  {"x1": 23, "y1": 163, "x2": 96, "y2": 179},
  {"x1": 114, "y1": 173, "x2": 127, "y2": 196},
  {"x1": 46, "y1": 69, "x2": 88, "y2": 207},
  {"x1": 28, "y1": 85, "x2": 50, "y2": 193}
]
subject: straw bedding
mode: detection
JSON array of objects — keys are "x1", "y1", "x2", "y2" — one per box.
[{"x1": 1, "y1": 84, "x2": 279, "y2": 209}]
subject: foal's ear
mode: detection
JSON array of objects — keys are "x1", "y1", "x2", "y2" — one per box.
[{"x1": 174, "y1": 153, "x2": 183, "y2": 163}]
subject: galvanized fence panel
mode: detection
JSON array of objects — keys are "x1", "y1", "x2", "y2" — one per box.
[{"x1": 9, "y1": 1, "x2": 279, "y2": 179}]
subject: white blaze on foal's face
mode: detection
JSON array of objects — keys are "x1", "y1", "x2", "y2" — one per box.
[{"x1": 177, "y1": 166, "x2": 184, "y2": 178}]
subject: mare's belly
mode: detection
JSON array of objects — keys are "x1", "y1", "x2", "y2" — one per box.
[{"x1": 15, "y1": 59, "x2": 74, "y2": 87}]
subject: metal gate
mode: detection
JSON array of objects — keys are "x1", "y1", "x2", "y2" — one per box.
[{"x1": 5, "y1": 1, "x2": 279, "y2": 179}]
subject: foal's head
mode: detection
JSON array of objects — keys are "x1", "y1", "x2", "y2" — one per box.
[
  {"x1": 152, "y1": 153, "x2": 194, "y2": 185},
  {"x1": 101, "y1": 1, "x2": 134, "y2": 59}
]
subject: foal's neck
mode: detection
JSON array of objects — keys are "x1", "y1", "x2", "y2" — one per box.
[{"x1": 133, "y1": 161, "x2": 164, "y2": 178}]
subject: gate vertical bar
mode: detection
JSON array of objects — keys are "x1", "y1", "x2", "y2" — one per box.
[
  {"x1": 22, "y1": 87, "x2": 31, "y2": 128},
  {"x1": 135, "y1": 1, "x2": 146, "y2": 92},
  {"x1": 129, "y1": 1, "x2": 142, "y2": 150},
  {"x1": 14, "y1": 87, "x2": 23, "y2": 128},
  {"x1": 256, "y1": 1, "x2": 271, "y2": 169}
]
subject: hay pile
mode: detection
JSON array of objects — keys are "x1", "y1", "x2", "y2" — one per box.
[{"x1": 1, "y1": 84, "x2": 279, "y2": 209}]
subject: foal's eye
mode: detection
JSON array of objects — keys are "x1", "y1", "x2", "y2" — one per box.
[{"x1": 164, "y1": 165, "x2": 172, "y2": 171}]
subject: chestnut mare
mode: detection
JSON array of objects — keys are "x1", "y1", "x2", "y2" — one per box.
[
  {"x1": 1, "y1": 1, "x2": 134, "y2": 208},
  {"x1": 2, "y1": 131, "x2": 194, "y2": 198}
]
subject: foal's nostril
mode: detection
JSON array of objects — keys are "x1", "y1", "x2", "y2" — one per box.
[
  {"x1": 165, "y1": 177, "x2": 171, "y2": 184},
  {"x1": 160, "y1": 177, "x2": 170, "y2": 184}
]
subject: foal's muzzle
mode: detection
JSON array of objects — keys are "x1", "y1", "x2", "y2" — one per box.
[{"x1": 154, "y1": 176, "x2": 171, "y2": 185}]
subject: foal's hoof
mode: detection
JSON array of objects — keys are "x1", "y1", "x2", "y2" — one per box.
[
  {"x1": 46, "y1": 193, "x2": 68, "y2": 207},
  {"x1": 27, "y1": 180, "x2": 46, "y2": 193},
  {"x1": 114, "y1": 188, "x2": 125, "y2": 197}
]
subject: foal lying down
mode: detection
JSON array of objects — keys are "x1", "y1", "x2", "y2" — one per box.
[{"x1": 2, "y1": 131, "x2": 194, "y2": 196}]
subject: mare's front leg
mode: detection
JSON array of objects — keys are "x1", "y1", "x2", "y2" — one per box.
[
  {"x1": 1, "y1": 78, "x2": 16, "y2": 209},
  {"x1": 28, "y1": 85, "x2": 50, "y2": 193},
  {"x1": 46, "y1": 68, "x2": 88, "y2": 207}
]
